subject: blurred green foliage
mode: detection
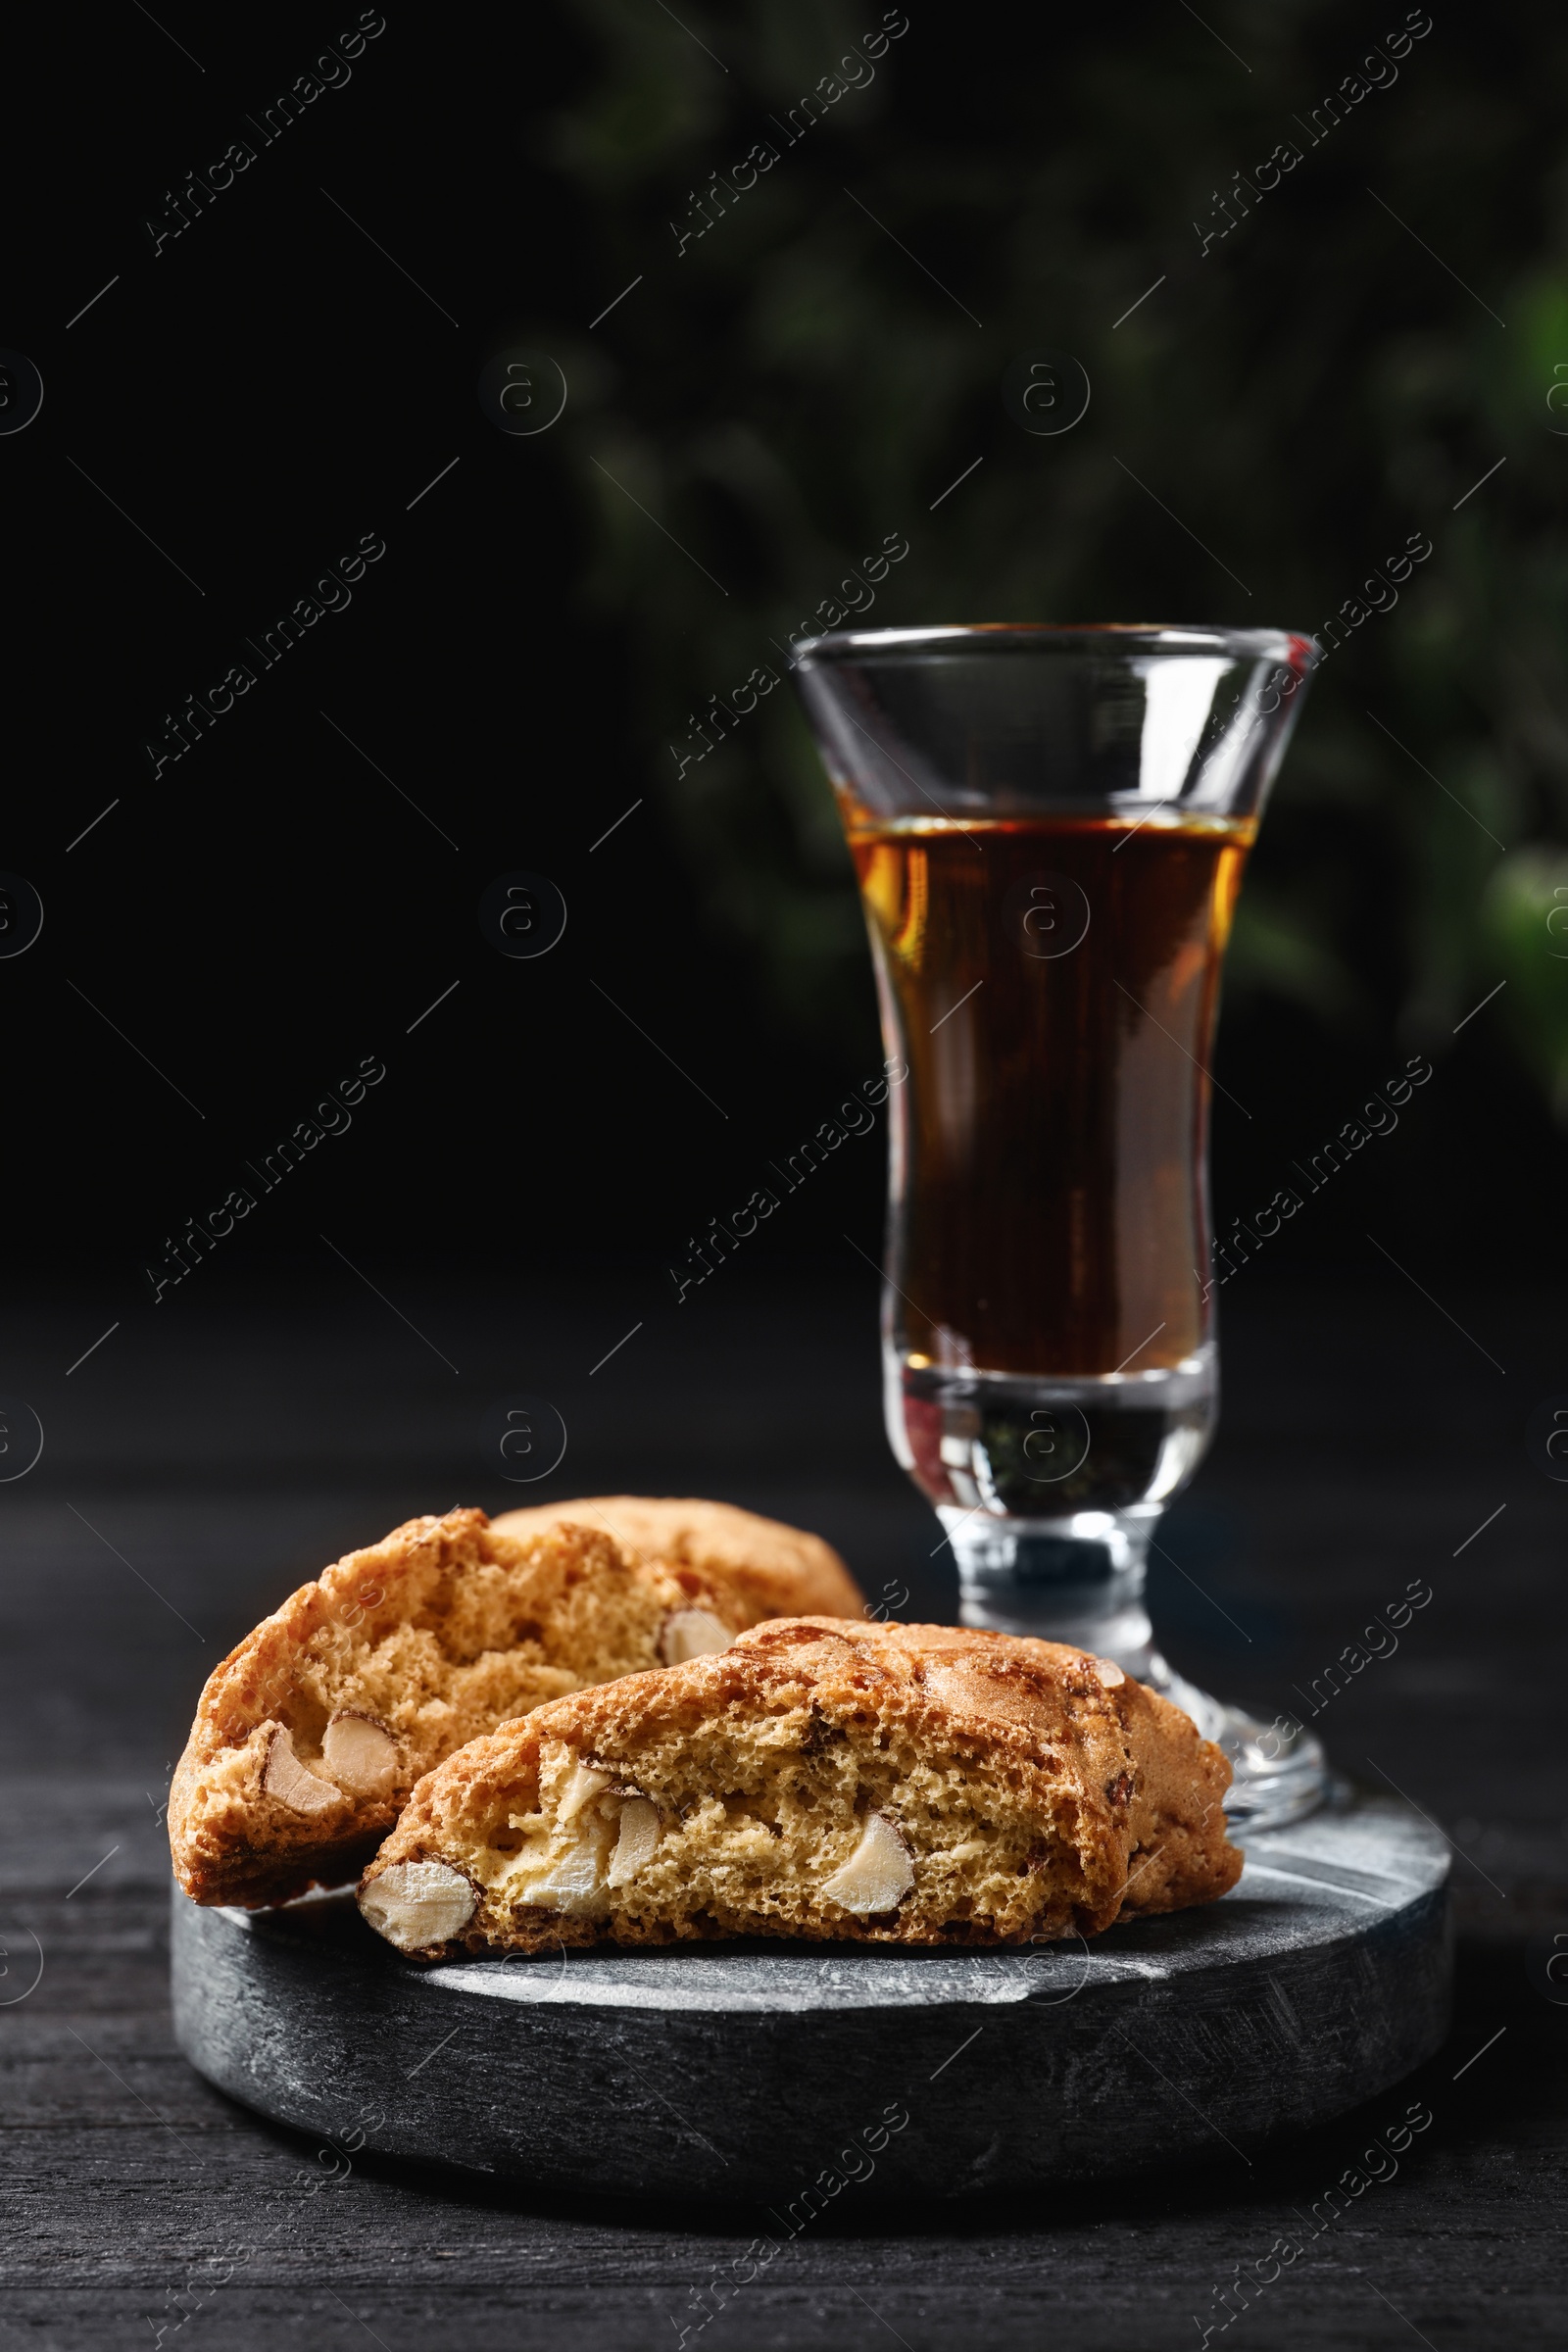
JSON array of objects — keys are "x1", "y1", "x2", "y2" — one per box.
[{"x1": 518, "y1": 0, "x2": 1568, "y2": 1114}]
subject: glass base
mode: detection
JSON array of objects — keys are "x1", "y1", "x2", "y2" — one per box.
[
  {"x1": 953, "y1": 1562, "x2": 1328, "y2": 1839},
  {"x1": 1137, "y1": 1649, "x2": 1328, "y2": 1838}
]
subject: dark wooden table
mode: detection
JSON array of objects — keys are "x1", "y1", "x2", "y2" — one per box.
[{"x1": 3, "y1": 1268, "x2": 1563, "y2": 2347}]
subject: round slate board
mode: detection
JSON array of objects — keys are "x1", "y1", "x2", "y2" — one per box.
[{"x1": 171, "y1": 1788, "x2": 1449, "y2": 2201}]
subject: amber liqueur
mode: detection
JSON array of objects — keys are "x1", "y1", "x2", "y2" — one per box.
[
  {"x1": 851, "y1": 808, "x2": 1252, "y2": 1373},
  {"x1": 850, "y1": 808, "x2": 1252, "y2": 1513}
]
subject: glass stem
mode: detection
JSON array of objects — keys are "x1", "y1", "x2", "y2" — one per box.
[{"x1": 943, "y1": 1506, "x2": 1160, "y2": 1677}]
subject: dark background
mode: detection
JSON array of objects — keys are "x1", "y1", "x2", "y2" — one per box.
[
  {"x1": 6, "y1": 4, "x2": 1568, "y2": 2345},
  {"x1": 9, "y1": 0, "x2": 1568, "y2": 1316}
]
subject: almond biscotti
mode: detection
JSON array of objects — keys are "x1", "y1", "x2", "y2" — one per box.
[
  {"x1": 357, "y1": 1618, "x2": 1242, "y2": 1958},
  {"x1": 169, "y1": 1507, "x2": 756, "y2": 1909},
  {"x1": 489, "y1": 1495, "x2": 863, "y2": 1623}
]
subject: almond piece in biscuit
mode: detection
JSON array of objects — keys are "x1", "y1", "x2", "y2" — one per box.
[
  {"x1": 358, "y1": 1618, "x2": 1243, "y2": 1958},
  {"x1": 659, "y1": 1607, "x2": 733, "y2": 1664},
  {"x1": 168, "y1": 1508, "x2": 752, "y2": 1910},
  {"x1": 489, "y1": 1495, "x2": 863, "y2": 1624},
  {"x1": 821, "y1": 1814, "x2": 914, "y2": 1915},
  {"x1": 607, "y1": 1794, "x2": 662, "y2": 1886},
  {"x1": 321, "y1": 1712, "x2": 399, "y2": 1795},
  {"x1": 263, "y1": 1726, "x2": 339, "y2": 1814},
  {"x1": 360, "y1": 1860, "x2": 478, "y2": 1951}
]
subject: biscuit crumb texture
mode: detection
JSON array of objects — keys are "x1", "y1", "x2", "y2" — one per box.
[
  {"x1": 489, "y1": 1496, "x2": 862, "y2": 1623},
  {"x1": 359, "y1": 1619, "x2": 1242, "y2": 1957},
  {"x1": 168, "y1": 1509, "x2": 752, "y2": 1908}
]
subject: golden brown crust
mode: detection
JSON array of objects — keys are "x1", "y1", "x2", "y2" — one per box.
[
  {"x1": 168, "y1": 1508, "x2": 750, "y2": 1909},
  {"x1": 361, "y1": 1617, "x2": 1242, "y2": 1958},
  {"x1": 488, "y1": 1496, "x2": 862, "y2": 1623}
]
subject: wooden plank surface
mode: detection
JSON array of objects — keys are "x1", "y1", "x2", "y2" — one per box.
[{"x1": 2, "y1": 1274, "x2": 1564, "y2": 2347}]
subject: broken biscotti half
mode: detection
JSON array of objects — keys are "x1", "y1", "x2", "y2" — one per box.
[
  {"x1": 357, "y1": 1618, "x2": 1243, "y2": 1958},
  {"x1": 488, "y1": 1494, "x2": 863, "y2": 1624},
  {"x1": 169, "y1": 1507, "x2": 763, "y2": 1909}
]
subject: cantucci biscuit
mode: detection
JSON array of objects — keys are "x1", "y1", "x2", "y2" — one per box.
[
  {"x1": 489, "y1": 1495, "x2": 863, "y2": 1623},
  {"x1": 169, "y1": 1508, "x2": 752, "y2": 1908},
  {"x1": 357, "y1": 1617, "x2": 1242, "y2": 1957}
]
